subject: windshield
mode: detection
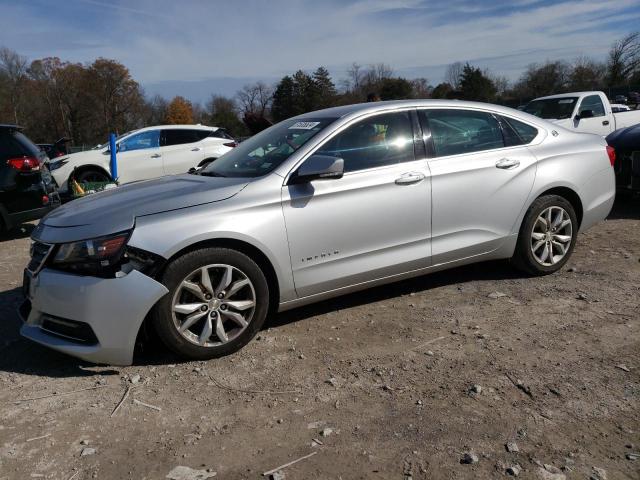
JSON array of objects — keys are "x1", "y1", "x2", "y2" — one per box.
[
  {"x1": 92, "y1": 130, "x2": 136, "y2": 150},
  {"x1": 201, "y1": 117, "x2": 337, "y2": 178},
  {"x1": 523, "y1": 97, "x2": 578, "y2": 119}
]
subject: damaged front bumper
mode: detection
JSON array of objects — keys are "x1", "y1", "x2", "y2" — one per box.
[{"x1": 19, "y1": 268, "x2": 168, "y2": 365}]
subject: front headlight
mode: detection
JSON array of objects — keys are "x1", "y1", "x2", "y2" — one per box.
[{"x1": 51, "y1": 231, "x2": 130, "y2": 276}]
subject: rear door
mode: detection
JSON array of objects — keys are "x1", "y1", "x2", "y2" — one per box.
[
  {"x1": 160, "y1": 129, "x2": 207, "y2": 174},
  {"x1": 575, "y1": 94, "x2": 613, "y2": 136},
  {"x1": 418, "y1": 108, "x2": 538, "y2": 265}
]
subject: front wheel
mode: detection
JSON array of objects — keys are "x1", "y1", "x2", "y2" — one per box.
[
  {"x1": 512, "y1": 195, "x2": 578, "y2": 275},
  {"x1": 151, "y1": 248, "x2": 269, "y2": 360},
  {"x1": 74, "y1": 169, "x2": 111, "y2": 185}
]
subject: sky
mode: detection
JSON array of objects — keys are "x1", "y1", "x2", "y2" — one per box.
[{"x1": 1, "y1": 0, "x2": 639, "y2": 103}]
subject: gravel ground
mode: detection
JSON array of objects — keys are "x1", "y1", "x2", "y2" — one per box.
[{"x1": 0, "y1": 198, "x2": 638, "y2": 480}]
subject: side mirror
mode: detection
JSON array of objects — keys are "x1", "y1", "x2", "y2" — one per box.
[
  {"x1": 103, "y1": 144, "x2": 119, "y2": 154},
  {"x1": 288, "y1": 155, "x2": 344, "y2": 185},
  {"x1": 577, "y1": 109, "x2": 594, "y2": 120}
]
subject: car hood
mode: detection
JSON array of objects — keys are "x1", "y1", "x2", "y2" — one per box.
[
  {"x1": 35, "y1": 174, "x2": 248, "y2": 243},
  {"x1": 52, "y1": 149, "x2": 104, "y2": 164}
]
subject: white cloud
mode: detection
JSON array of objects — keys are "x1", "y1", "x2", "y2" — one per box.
[{"x1": 0, "y1": 0, "x2": 638, "y2": 101}]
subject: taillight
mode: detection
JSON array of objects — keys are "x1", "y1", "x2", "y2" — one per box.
[
  {"x1": 223, "y1": 141, "x2": 238, "y2": 148},
  {"x1": 606, "y1": 145, "x2": 616, "y2": 167},
  {"x1": 7, "y1": 155, "x2": 41, "y2": 172}
]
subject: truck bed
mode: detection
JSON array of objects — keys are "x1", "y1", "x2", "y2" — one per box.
[{"x1": 613, "y1": 109, "x2": 640, "y2": 130}]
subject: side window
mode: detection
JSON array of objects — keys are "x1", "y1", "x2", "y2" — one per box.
[
  {"x1": 579, "y1": 95, "x2": 605, "y2": 117},
  {"x1": 163, "y1": 129, "x2": 201, "y2": 146},
  {"x1": 118, "y1": 130, "x2": 160, "y2": 152},
  {"x1": 499, "y1": 116, "x2": 539, "y2": 146},
  {"x1": 194, "y1": 130, "x2": 212, "y2": 141},
  {"x1": 0, "y1": 132, "x2": 33, "y2": 161},
  {"x1": 209, "y1": 129, "x2": 233, "y2": 140},
  {"x1": 420, "y1": 109, "x2": 504, "y2": 157},
  {"x1": 317, "y1": 111, "x2": 414, "y2": 173}
]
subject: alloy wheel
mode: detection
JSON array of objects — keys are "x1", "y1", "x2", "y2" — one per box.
[
  {"x1": 171, "y1": 264, "x2": 256, "y2": 347},
  {"x1": 530, "y1": 206, "x2": 573, "y2": 266}
]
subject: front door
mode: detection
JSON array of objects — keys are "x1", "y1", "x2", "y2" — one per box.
[
  {"x1": 418, "y1": 108, "x2": 538, "y2": 264},
  {"x1": 282, "y1": 110, "x2": 432, "y2": 298},
  {"x1": 116, "y1": 129, "x2": 162, "y2": 183},
  {"x1": 574, "y1": 94, "x2": 613, "y2": 136}
]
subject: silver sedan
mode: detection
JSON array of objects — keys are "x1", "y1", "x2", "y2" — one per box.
[{"x1": 20, "y1": 100, "x2": 615, "y2": 365}]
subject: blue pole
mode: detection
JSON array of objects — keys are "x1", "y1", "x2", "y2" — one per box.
[{"x1": 109, "y1": 133, "x2": 118, "y2": 181}]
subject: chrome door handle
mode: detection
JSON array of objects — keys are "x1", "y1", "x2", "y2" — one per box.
[
  {"x1": 495, "y1": 158, "x2": 520, "y2": 169},
  {"x1": 150, "y1": 153, "x2": 162, "y2": 158},
  {"x1": 191, "y1": 147, "x2": 201, "y2": 151},
  {"x1": 395, "y1": 172, "x2": 425, "y2": 185}
]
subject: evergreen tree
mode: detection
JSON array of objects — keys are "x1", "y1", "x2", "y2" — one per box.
[
  {"x1": 271, "y1": 75, "x2": 295, "y2": 121},
  {"x1": 458, "y1": 64, "x2": 497, "y2": 102},
  {"x1": 312, "y1": 66, "x2": 337, "y2": 108}
]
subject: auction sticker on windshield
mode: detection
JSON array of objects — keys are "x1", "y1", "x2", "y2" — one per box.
[{"x1": 289, "y1": 121, "x2": 321, "y2": 129}]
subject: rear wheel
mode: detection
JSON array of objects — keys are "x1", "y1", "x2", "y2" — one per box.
[
  {"x1": 151, "y1": 248, "x2": 269, "y2": 360},
  {"x1": 512, "y1": 195, "x2": 578, "y2": 275}
]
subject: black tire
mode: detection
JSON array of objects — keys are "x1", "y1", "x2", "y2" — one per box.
[
  {"x1": 512, "y1": 194, "x2": 578, "y2": 276},
  {"x1": 74, "y1": 169, "x2": 110, "y2": 184},
  {"x1": 151, "y1": 247, "x2": 269, "y2": 360}
]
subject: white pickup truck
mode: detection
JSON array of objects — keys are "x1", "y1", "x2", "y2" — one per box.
[{"x1": 523, "y1": 91, "x2": 640, "y2": 136}]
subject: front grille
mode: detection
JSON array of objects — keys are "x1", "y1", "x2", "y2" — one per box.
[
  {"x1": 40, "y1": 315, "x2": 99, "y2": 345},
  {"x1": 27, "y1": 241, "x2": 53, "y2": 274}
]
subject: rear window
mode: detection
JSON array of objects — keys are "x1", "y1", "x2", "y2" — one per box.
[
  {"x1": 499, "y1": 116, "x2": 539, "y2": 146},
  {"x1": 209, "y1": 129, "x2": 234, "y2": 140},
  {"x1": 0, "y1": 130, "x2": 41, "y2": 161},
  {"x1": 419, "y1": 109, "x2": 504, "y2": 157},
  {"x1": 162, "y1": 129, "x2": 207, "y2": 146}
]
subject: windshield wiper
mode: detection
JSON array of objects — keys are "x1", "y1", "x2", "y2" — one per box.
[{"x1": 199, "y1": 171, "x2": 227, "y2": 177}]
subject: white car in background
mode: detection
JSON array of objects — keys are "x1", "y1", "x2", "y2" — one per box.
[
  {"x1": 524, "y1": 91, "x2": 640, "y2": 136},
  {"x1": 611, "y1": 103, "x2": 631, "y2": 113},
  {"x1": 48, "y1": 125, "x2": 237, "y2": 192}
]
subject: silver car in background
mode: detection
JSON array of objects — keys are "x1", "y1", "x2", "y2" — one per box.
[{"x1": 20, "y1": 100, "x2": 616, "y2": 365}]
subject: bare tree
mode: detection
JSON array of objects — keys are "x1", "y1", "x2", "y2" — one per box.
[
  {"x1": 490, "y1": 74, "x2": 509, "y2": 97},
  {"x1": 445, "y1": 62, "x2": 464, "y2": 90},
  {"x1": 343, "y1": 62, "x2": 363, "y2": 93},
  {"x1": 0, "y1": 47, "x2": 28, "y2": 124},
  {"x1": 236, "y1": 81, "x2": 272, "y2": 118},
  {"x1": 362, "y1": 63, "x2": 393, "y2": 87},
  {"x1": 607, "y1": 31, "x2": 640, "y2": 86},
  {"x1": 410, "y1": 77, "x2": 430, "y2": 98},
  {"x1": 569, "y1": 56, "x2": 605, "y2": 91}
]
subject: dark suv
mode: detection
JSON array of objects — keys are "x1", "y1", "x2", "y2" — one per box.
[{"x1": 0, "y1": 125, "x2": 60, "y2": 233}]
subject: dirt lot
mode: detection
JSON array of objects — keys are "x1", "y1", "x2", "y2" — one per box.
[{"x1": 0, "y1": 198, "x2": 638, "y2": 480}]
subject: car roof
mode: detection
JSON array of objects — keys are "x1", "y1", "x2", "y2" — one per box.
[
  {"x1": 295, "y1": 99, "x2": 544, "y2": 124},
  {"x1": 533, "y1": 92, "x2": 598, "y2": 100},
  {"x1": 0, "y1": 124, "x2": 23, "y2": 130},
  {"x1": 136, "y1": 124, "x2": 219, "y2": 132}
]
